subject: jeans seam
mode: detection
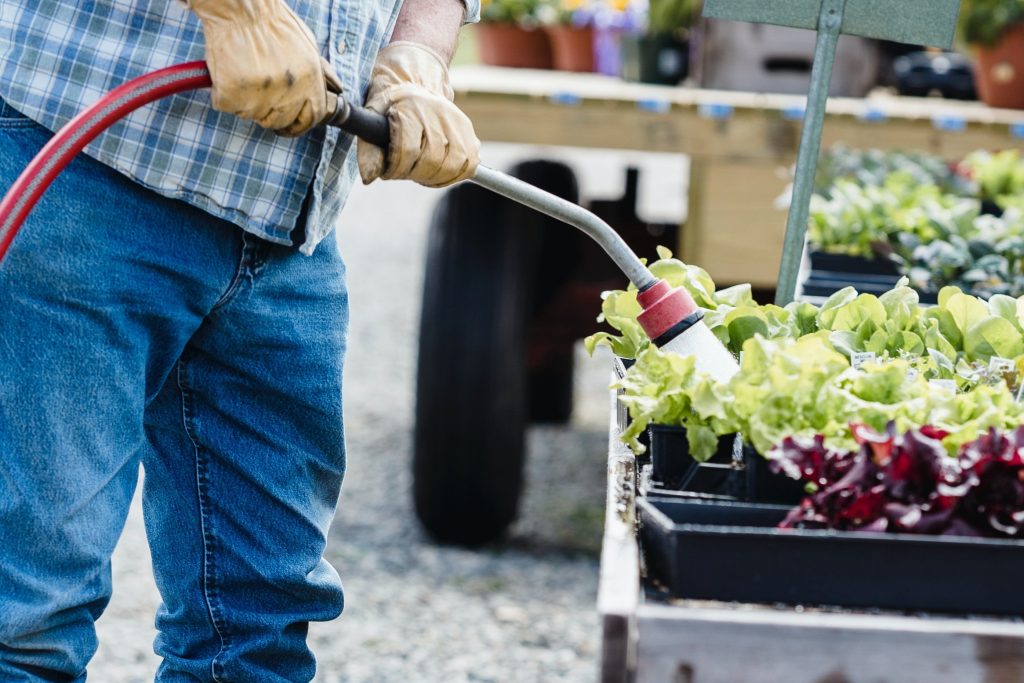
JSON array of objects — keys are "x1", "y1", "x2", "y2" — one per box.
[
  {"x1": 176, "y1": 356, "x2": 232, "y2": 682},
  {"x1": 211, "y1": 246, "x2": 247, "y2": 311},
  {"x1": 212, "y1": 233, "x2": 263, "y2": 311},
  {"x1": 0, "y1": 97, "x2": 34, "y2": 127}
]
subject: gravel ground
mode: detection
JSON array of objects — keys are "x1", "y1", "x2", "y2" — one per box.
[{"x1": 89, "y1": 143, "x2": 675, "y2": 682}]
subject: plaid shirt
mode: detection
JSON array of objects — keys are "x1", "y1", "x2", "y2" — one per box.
[{"x1": 0, "y1": 1, "x2": 480, "y2": 254}]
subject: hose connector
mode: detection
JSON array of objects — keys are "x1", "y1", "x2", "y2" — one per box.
[{"x1": 636, "y1": 280, "x2": 702, "y2": 346}]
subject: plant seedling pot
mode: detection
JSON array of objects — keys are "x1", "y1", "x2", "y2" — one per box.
[
  {"x1": 808, "y1": 251, "x2": 901, "y2": 276},
  {"x1": 743, "y1": 445, "x2": 808, "y2": 505},
  {"x1": 648, "y1": 425, "x2": 740, "y2": 492}
]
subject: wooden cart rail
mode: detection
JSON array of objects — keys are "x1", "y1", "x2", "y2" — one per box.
[
  {"x1": 452, "y1": 66, "x2": 1024, "y2": 288},
  {"x1": 597, "y1": 378, "x2": 1024, "y2": 683}
]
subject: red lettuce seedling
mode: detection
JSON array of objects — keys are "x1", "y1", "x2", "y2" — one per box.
[
  {"x1": 956, "y1": 427, "x2": 1024, "y2": 536},
  {"x1": 765, "y1": 423, "x2": 1024, "y2": 537}
]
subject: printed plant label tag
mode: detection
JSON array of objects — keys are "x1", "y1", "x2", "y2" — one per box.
[
  {"x1": 929, "y1": 379, "x2": 957, "y2": 393},
  {"x1": 852, "y1": 352, "x2": 877, "y2": 370},
  {"x1": 989, "y1": 356, "x2": 1015, "y2": 377}
]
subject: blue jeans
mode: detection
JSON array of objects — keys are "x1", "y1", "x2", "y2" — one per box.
[{"x1": 0, "y1": 100, "x2": 348, "y2": 681}]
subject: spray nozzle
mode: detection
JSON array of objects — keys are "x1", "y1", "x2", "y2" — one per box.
[{"x1": 636, "y1": 280, "x2": 703, "y2": 346}]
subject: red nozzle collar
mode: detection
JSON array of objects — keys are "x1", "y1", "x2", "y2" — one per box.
[{"x1": 636, "y1": 280, "x2": 699, "y2": 342}]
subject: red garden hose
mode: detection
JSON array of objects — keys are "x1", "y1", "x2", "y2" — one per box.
[{"x1": 0, "y1": 61, "x2": 212, "y2": 262}]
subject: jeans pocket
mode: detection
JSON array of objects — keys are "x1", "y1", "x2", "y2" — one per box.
[{"x1": 0, "y1": 97, "x2": 33, "y2": 128}]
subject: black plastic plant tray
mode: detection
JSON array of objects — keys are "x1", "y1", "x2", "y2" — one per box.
[
  {"x1": 801, "y1": 273, "x2": 938, "y2": 304},
  {"x1": 640, "y1": 488, "x2": 738, "y2": 503},
  {"x1": 808, "y1": 251, "x2": 901, "y2": 276},
  {"x1": 648, "y1": 425, "x2": 738, "y2": 490},
  {"x1": 643, "y1": 425, "x2": 805, "y2": 502},
  {"x1": 803, "y1": 271, "x2": 901, "y2": 294},
  {"x1": 742, "y1": 446, "x2": 809, "y2": 505},
  {"x1": 638, "y1": 496, "x2": 1024, "y2": 617}
]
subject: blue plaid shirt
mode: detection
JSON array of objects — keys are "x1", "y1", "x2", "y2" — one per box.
[{"x1": 0, "y1": 1, "x2": 480, "y2": 254}]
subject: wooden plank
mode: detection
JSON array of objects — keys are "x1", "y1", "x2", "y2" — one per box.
[
  {"x1": 823, "y1": 115, "x2": 1024, "y2": 160},
  {"x1": 682, "y1": 158, "x2": 709, "y2": 276},
  {"x1": 634, "y1": 603, "x2": 1024, "y2": 683},
  {"x1": 456, "y1": 95, "x2": 698, "y2": 155},
  {"x1": 459, "y1": 90, "x2": 1024, "y2": 163},
  {"x1": 599, "y1": 382, "x2": 640, "y2": 683},
  {"x1": 684, "y1": 160, "x2": 789, "y2": 288},
  {"x1": 452, "y1": 66, "x2": 1024, "y2": 126},
  {"x1": 453, "y1": 66, "x2": 1024, "y2": 163}
]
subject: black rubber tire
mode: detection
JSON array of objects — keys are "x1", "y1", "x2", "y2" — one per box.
[
  {"x1": 413, "y1": 160, "x2": 579, "y2": 546},
  {"x1": 413, "y1": 181, "x2": 532, "y2": 546}
]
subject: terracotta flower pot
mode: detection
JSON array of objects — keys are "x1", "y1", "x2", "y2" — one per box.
[
  {"x1": 475, "y1": 22, "x2": 553, "y2": 70},
  {"x1": 974, "y1": 23, "x2": 1024, "y2": 110},
  {"x1": 545, "y1": 25, "x2": 595, "y2": 73}
]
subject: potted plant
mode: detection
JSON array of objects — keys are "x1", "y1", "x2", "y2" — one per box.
[
  {"x1": 620, "y1": 0, "x2": 696, "y2": 85},
  {"x1": 541, "y1": 0, "x2": 601, "y2": 72},
  {"x1": 959, "y1": 0, "x2": 1024, "y2": 109},
  {"x1": 960, "y1": 149, "x2": 1024, "y2": 213},
  {"x1": 476, "y1": 0, "x2": 554, "y2": 69}
]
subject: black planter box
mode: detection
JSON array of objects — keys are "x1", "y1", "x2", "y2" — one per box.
[
  {"x1": 644, "y1": 427, "x2": 802, "y2": 502},
  {"x1": 638, "y1": 496, "x2": 1024, "y2": 617},
  {"x1": 801, "y1": 273, "x2": 902, "y2": 298},
  {"x1": 808, "y1": 251, "x2": 901, "y2": 276},
  {"x1": 647, "y1": 425, "x2": 740, "y2": 492},
  {"x1": 742, "y1": 445, "x2": 808, "y2": 505},
  {"x1": 802, "y1": 274, "x2": 939, "y2": 304},
  {"x1": 643, "y1": 462, "x2": 745, "y2": 500},
  {"x1": 803, "y1": 251, "x2": 939, "y2": 304}
]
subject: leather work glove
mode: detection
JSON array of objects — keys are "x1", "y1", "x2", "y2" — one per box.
[
  {"x1": 189, "y1": 0, "x2": 341, "y2": 137},
  {"x1": 358, "y1": 42, "x2": 480, "y2": 188}
]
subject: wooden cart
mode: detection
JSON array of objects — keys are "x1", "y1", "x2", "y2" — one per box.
[{"x1": 598, "y1": 379, "x2": 1024, "y2": 683}]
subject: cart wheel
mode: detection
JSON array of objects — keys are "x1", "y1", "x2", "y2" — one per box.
[
  {"x1": 413, "y1": 160, "x2": 579, "y2": 546},
  {"x1": 413, "y1": 181, "x2": 532, "y2": 546}
]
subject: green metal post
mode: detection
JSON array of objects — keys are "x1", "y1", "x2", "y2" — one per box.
[{"x1": 774, "y1": 0, "x2": 847, "y2": 306}]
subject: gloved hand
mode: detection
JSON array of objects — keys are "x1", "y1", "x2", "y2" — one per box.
[
  {"x1": 358, "y1": 42, "x2": 480, "y2": 188},
  {"x1": 189, "y1": 0, "x2": 341, "y2": 137}
]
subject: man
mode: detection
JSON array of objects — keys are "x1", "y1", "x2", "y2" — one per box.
[{"x1": 0, "y1": 0, "x2": 480, "y2": 679}]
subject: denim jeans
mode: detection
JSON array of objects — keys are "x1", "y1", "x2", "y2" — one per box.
[{"x1": 0, "y1": 99, "x2": 348, "y2": 681}]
